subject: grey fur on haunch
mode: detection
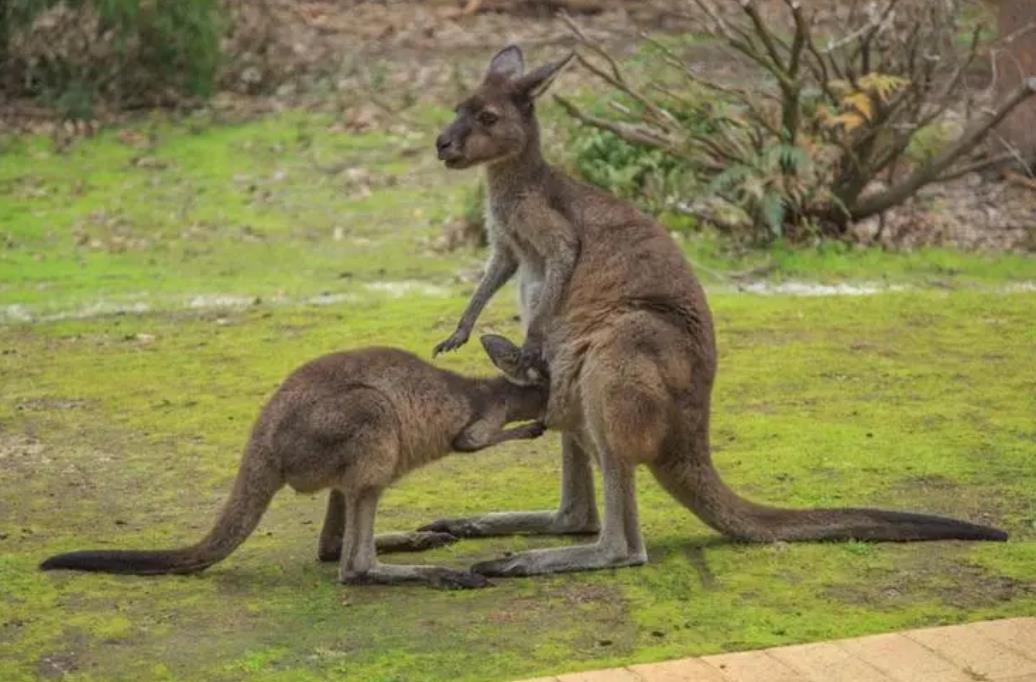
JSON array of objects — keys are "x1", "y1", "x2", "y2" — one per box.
[
  {"x1": 426, "y1": 44, "x2": 1007, "y2": 577},
  {"x1": 41, "y1": 341, "x2": 547, "y2": 589}
]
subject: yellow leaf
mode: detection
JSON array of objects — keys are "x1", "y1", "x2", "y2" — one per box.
[
  {"x1": 828, "y1": 112, "x2": 865, "y2": 131},
  {"x1": 858, "y1": 73, "x2": 909, "y2": 102},
  {"x1": 843, "y1": 92, "x2": 874, "y2": 121}
]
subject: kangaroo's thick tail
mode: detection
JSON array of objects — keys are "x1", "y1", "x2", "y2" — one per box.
[
  {"x1": 649, "y1": 445, "x2": 1007, "y2": 543},
  {"x1": 40, "y1": 444, "x2": 282, "y2": 575}
]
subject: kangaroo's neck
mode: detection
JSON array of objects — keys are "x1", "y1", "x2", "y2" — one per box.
[{"x1": 485, "y1": 116, "x2": 549, "y2": 202}]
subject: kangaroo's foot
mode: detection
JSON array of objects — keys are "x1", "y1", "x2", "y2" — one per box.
[
  {"x1": 319, "y1": 530, "x2": 458, "y2": 561},
  {"x1": 340, "y1": 562, "x2": 491, "y2": 590},
  {"x1": 471, "y1": 542, "x2": 646, "y2": 577},
  {"x1": 418, "y1": 508, "x2": 599, "y2": 538}
]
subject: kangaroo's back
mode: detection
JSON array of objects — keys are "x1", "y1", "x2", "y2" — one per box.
[{"x1": 545, "y1": 171, "x2": 715, "y2": 351}]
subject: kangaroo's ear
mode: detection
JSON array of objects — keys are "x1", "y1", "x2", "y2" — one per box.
[
  {"x1": 514, "y1": 52, "x2": 575, "y2": 99},
  {"x1": 480, "y1": 334, "x2": 544, "y2": 386},
  {"x1": 485, "y1": 45, "x2": 525, "y2": 82},
  {"x1": 480, "y1": 334, "x2": 521, "y2": 374}
]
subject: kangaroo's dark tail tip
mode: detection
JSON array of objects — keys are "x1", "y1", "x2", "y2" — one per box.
[
  {"x1": 940, "y1": 520, "x2": 1008, "y2": 542},
  {"x1": 39, "y1": 549, "x2": 204, "y2": 575},
  {"x1": 851, "y1": 509, "x2": 1008, "y2": 543},
  {"x1": 39, "y1": 555, "x2": 66, "y2": 571}
]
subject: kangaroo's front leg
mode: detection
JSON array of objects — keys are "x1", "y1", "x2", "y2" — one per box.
[
  {"x1": 418, "y1": 432, "x2": 599, "y2": 538},
  {"x1": 452, "y1": 417, "x2": 546, "y2": 452},
  {"x1": 434, "y1": 246, "x2": 517, "y2": 356}
]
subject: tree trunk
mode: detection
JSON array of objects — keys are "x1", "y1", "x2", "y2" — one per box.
[{"x1": 992, "y1": 0, "x2": 1036, "y2": 166}]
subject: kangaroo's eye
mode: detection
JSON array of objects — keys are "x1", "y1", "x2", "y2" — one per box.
[{"x1": 477, "y1": 110, "x2": 498, "y2": 126}]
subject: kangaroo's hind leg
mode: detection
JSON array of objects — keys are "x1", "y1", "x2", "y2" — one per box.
[
  {"x1": 318, "y1": 490, "x2": 457, "y2": 561},
  {"x1": 338, "y1": 487, "x2": 489, "y2": 590}
]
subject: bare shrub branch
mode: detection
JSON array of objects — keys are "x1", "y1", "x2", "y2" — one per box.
[{"x1": 558, "y1": 1, "x2": 1036, "y2": 240}]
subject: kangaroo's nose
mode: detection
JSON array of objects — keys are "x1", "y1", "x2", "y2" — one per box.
[{"x1": 436, "y1": 135, "x2": 452, "y2": 154}]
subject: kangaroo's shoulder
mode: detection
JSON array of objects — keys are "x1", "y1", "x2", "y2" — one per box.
[{"x1": 543, "y1": 166, "x2": 659, "y2": 236}]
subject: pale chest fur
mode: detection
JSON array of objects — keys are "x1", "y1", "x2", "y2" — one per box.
[
  {"x1": 486, "y1": 194, "x2": 541, "y2": 262},
  {"x1": 486, "y1": 194, "x2": 545, "y2": 325}
]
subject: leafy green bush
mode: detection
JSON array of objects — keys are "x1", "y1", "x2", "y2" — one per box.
[
  {"x1": 1, "y1": 0, "x2": 222, "y2": 117},
  {"x1": 906, "y1": 122, "x2": 958, "y2": 164},
  {"x1": 709, "y1": 142, "x2": 832, "y2": 239},
  {"x1": 570, "y1": 125, "x2": 687, "y2": 210}
]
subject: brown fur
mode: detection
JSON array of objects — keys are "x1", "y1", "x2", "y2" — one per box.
[
  {"x1": 41, "y1": 337, "x2": 546, "y2": 589},
  {"x1": 428, "y1": 46, "x2": 1006, "y2": 577}
]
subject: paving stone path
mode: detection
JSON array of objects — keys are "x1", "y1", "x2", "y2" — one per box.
[{"x1": 516, "y1": 617, "x2": 1036, "y2": 682}]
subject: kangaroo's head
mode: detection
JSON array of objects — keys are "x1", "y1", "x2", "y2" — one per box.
[{"x1": 436, "y1": 45, "x2": 573, "y2": 170}]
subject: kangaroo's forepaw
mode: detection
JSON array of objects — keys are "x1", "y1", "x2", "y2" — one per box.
[
  {"x1": 433, "y1": 328, "x2": 470, "y2": 357},
  {"x1": 417, "y1": 518, "x2": 481, "y2": 537}
]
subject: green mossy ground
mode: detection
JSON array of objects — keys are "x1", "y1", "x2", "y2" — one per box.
[{"x1": 1, "y1": 113, "x2": 1034, "y2": 681}]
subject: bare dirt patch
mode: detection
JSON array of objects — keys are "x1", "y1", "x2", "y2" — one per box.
[
  {"x1": 15, "y1": 397, "x2": 89, "y2": 412},
  {"x1": 36, "y1": 651, "x2": 79, "y2": 679}
]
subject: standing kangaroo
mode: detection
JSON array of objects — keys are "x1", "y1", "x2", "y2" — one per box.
[
  {"x1": 427, "y1": 45, "x2": 1007, "y2": 577},
  {"x1": 41, "y1": 336, "x2": 546, "y2": 589}
]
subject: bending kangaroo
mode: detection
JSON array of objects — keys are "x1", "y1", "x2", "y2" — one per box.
[
  {"x1": 427, "y1": 45, "x2": 1007, "y2": 577},
  {"x1": 41, "y1": 336, "x2": 546, "y2": 589}
]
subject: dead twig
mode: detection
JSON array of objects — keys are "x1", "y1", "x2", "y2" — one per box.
[
  {"x1": 851, "y1": 78, "x2": 1036, "y2": 219},
  {"x1": 1004, "y1": 170, "x2": 1036, "y2": 191}
]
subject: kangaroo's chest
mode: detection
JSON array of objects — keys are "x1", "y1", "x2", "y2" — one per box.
[
  {"x1": 487, "y1": 199, "x2": 545, "y2": 321},
  {"x1": 488, "y1": 201, "x2": 541, "y2": 263}
]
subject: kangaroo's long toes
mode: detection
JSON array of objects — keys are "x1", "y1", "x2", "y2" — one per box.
[
  {"x1": 415, "y1": 531, "x2": 460, "y2": 550},
  {"x1": 417, "y1": 518, "x2": 479, "y2": 537},
  {"x1": 433, "y1": 569, "x2": 492, "y2": 590}
]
